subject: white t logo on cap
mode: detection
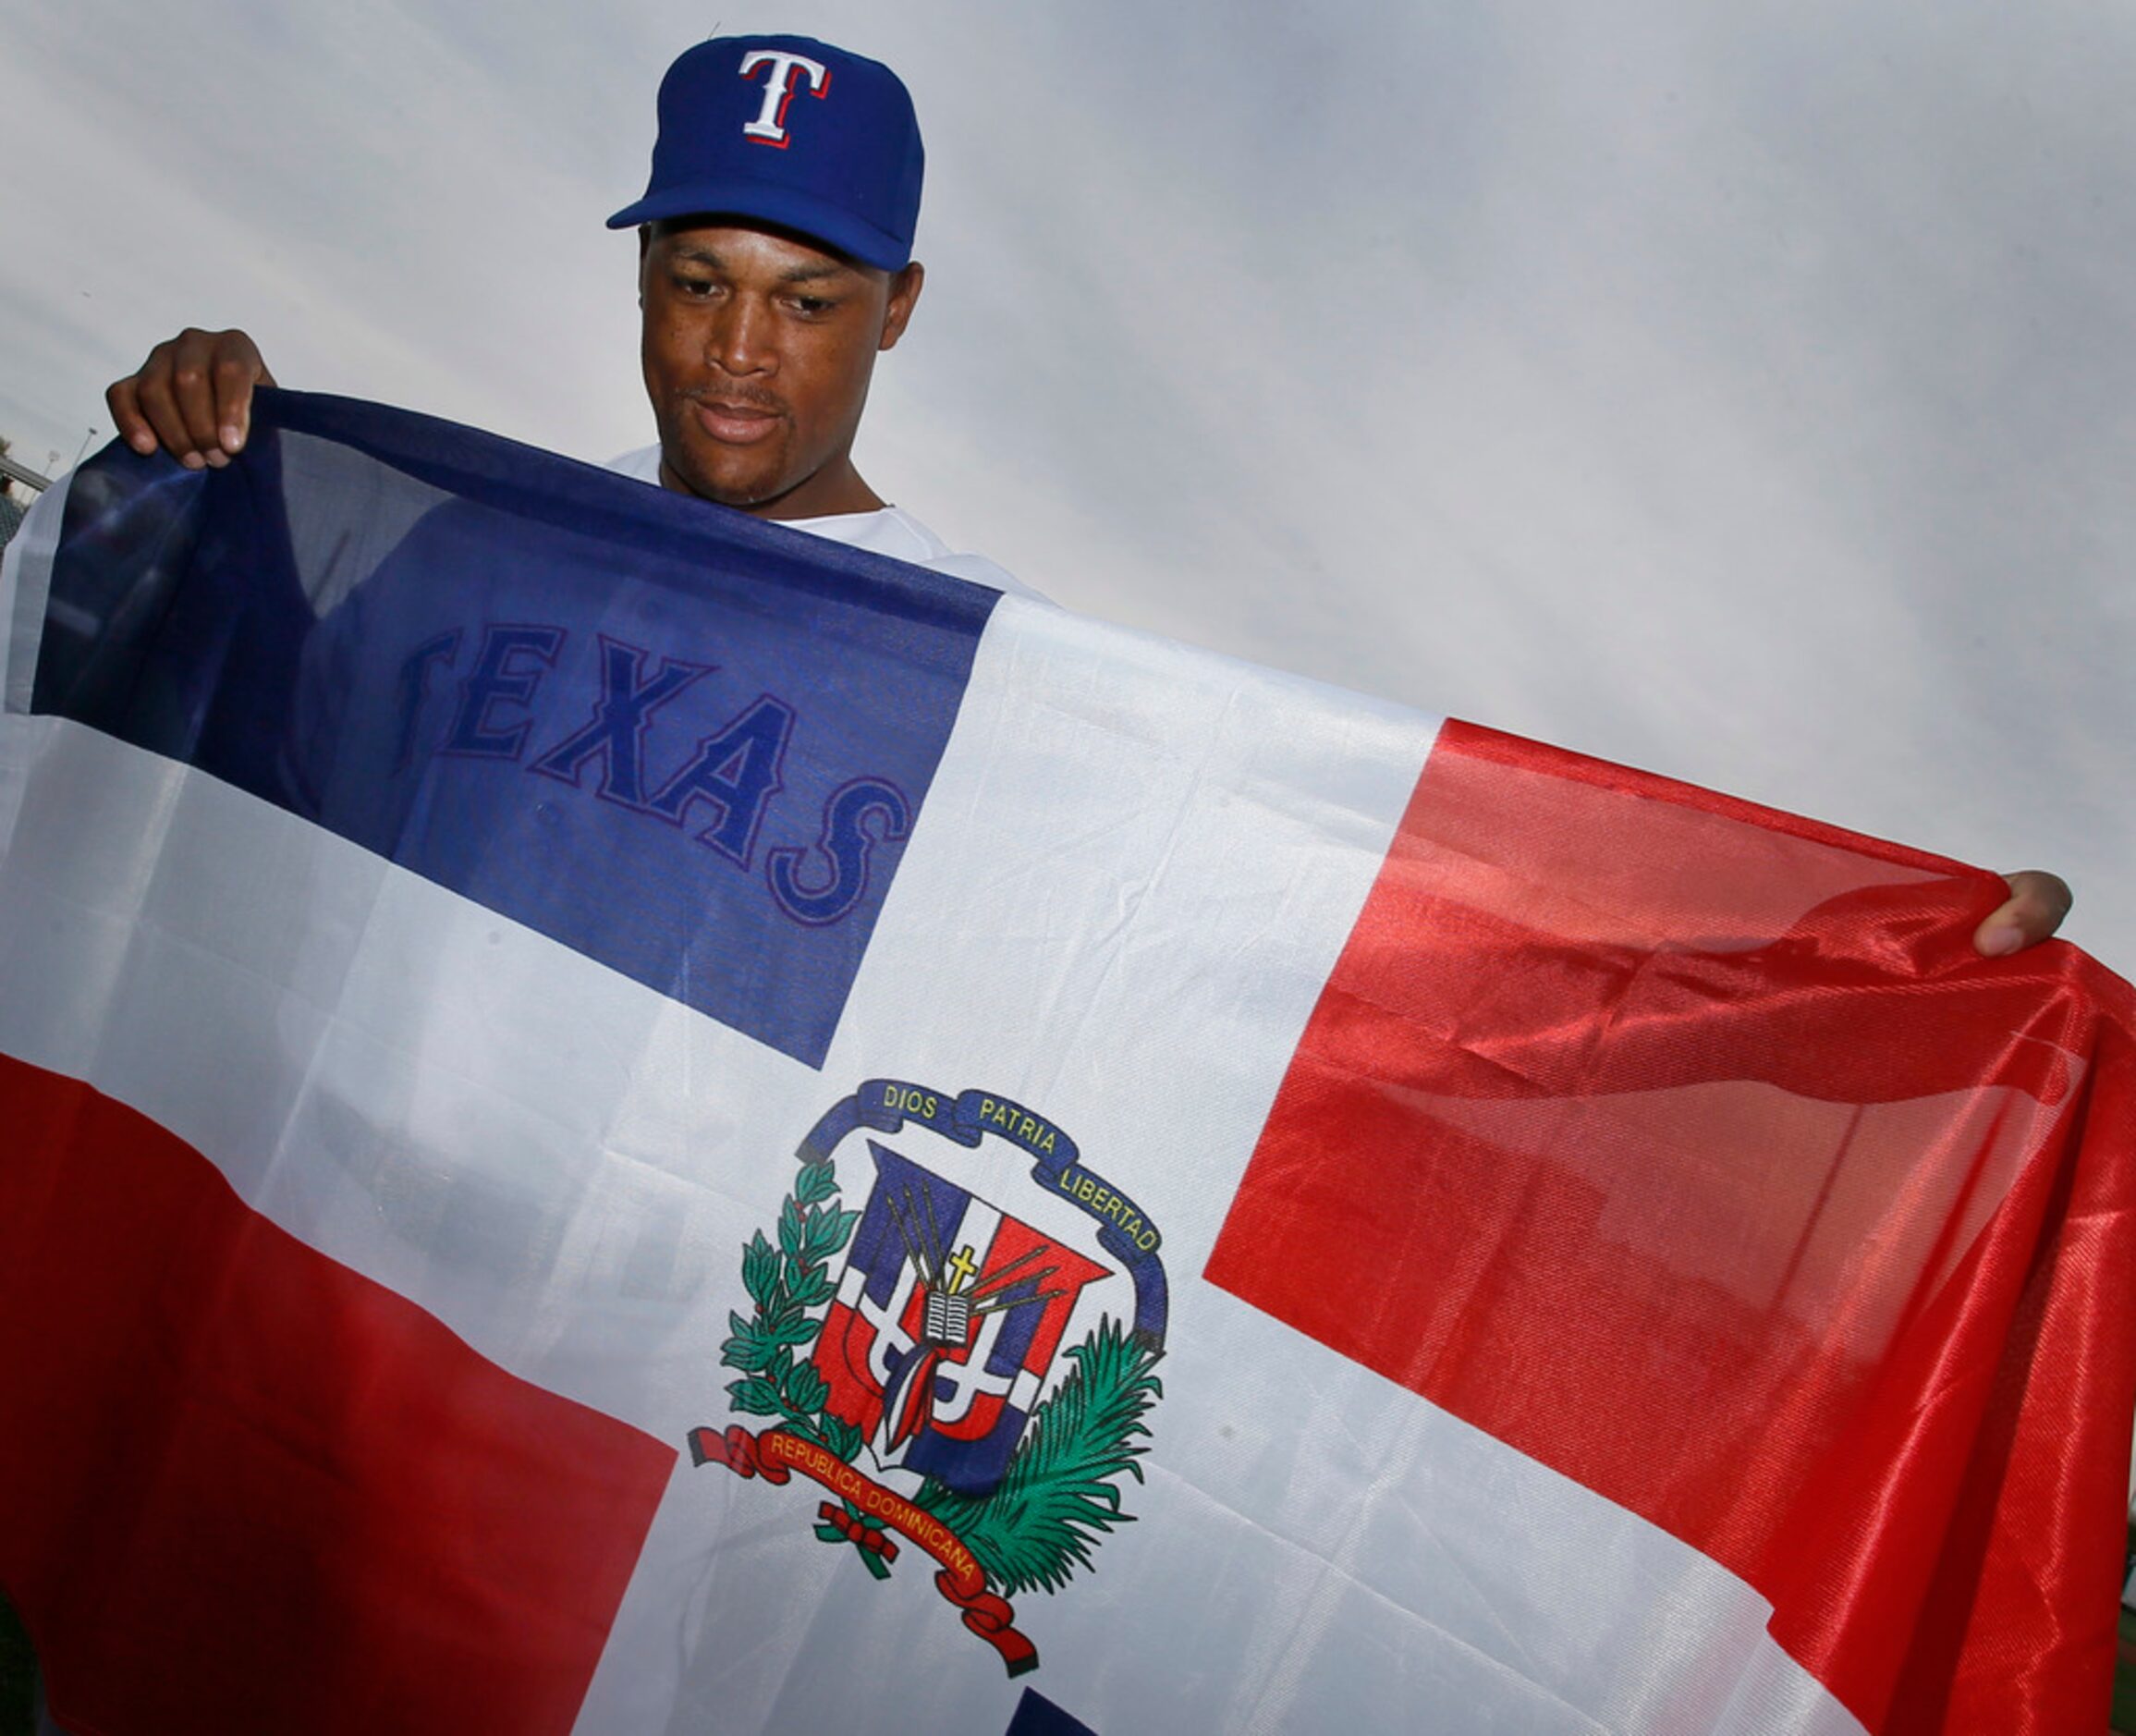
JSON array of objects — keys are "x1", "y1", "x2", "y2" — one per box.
[{"x1": 739, "y1": 49, "x2": 830, "y2": 147}]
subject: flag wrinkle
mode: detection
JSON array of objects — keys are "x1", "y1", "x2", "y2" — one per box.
[
  {"x1": 3, "y1": 468, "x2": 73, "y2": 710},
  {"x1": 1142, "y1": 1409, "x2": 1630, "y2": 1733},
  {"x1": 1433, "y1": 721, "x2": 1985, "y2": 884},
  {"x1": 1762, "y1": 1045, "x2": 2119, "y2": 1730},
  {"x1": 1316, "y1": 917, "x2": 2086, "y2": 1110},
  {"x1": 974, "y1": 629, "x2": 1431, "y2": 858}
]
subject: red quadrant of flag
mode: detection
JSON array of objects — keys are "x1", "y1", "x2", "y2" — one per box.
[
  {"x1": 0, "y1": 1055, "x2": 676, "y2": 1735},
  {"x1": 1204, "y1": 720, "x2": 2136, "y2": 1736}
]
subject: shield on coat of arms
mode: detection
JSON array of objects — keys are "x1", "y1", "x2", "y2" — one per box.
[{"x1": 813, "y1": 1142, "x2": 1110, "y2": 1496}]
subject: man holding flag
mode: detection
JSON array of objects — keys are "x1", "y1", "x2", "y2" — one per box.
[
  {"x1": 5, "y1": 29, "x2": 2127, "y2": 1736},
  {"x1": 103, "y1": 37, "x2": 1047, "y2": 600},
  {"x1": 93, "y1": 34, "x2": 2072, "y2": 958}
]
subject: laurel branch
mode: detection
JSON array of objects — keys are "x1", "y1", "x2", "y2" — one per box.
[{"x1": 719, "y1": 1156, "x2": 865, "y2": 1461}]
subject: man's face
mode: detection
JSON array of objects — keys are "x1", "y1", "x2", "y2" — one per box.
[{"x1": 638, "y1": 220, "x2": 922, "y2": 520}]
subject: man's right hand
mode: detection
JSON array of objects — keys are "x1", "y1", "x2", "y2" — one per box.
[{"x1": 106, "y1": 329, "x2": 277, "y2": 470}]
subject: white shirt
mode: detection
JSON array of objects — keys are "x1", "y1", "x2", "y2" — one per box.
[{"x1": 604, "y1": 445, "x2": 1048, "y2": 603}]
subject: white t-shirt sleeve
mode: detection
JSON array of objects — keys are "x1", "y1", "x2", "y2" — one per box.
[{"x1": 604, "y1": 446, "x2": 665, "y2": 486}]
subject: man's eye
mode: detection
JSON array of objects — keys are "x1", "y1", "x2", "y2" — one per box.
[
  {"x1": 788, "y1": 296, "x2": 834, "y2": 316},
  {"x1": 674, "y1": 276, "x2": 717, "y2": 297}
]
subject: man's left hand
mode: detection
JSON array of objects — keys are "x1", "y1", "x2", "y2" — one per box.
[{"x1": 1974, "y1": 871, "x2": 2074, "y2": 957}]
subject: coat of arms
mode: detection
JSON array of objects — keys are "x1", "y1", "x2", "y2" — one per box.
[{"x1": 689, "y1": 1082, "x2": 1168, "y2": 1675}]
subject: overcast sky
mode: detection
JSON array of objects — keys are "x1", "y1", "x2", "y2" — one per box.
[{"x1": 4, "y1": 0, "x2": 2131, "y2": 982}]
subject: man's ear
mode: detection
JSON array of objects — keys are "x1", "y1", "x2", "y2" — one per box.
[
  {"x1": 879, "y1": 262, "x2": 924, "y2": 351},
  {"x1": 637, "y1": 225, "x2": 653, "y2": 306}
]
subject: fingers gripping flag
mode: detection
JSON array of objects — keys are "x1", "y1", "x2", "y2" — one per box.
[{"x1": 1, "y1": 392, "x2": 2130, "y2": 1735}]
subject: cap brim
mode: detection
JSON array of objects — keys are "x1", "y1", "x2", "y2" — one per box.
[{"x1": 605, "y1": 179, "x2": 909, "y2": 271}]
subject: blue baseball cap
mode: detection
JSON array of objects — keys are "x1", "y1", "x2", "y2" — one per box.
[{"x1": 607, "y1": 35, "x2": 923, "y2": 271}]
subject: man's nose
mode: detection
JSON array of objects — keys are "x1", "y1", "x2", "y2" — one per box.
[{"x1": 708, "y1": 299, "x2": 774, "y2": 375}]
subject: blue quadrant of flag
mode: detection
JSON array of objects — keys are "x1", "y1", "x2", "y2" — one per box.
[{"x1": 31, "y1": 391, "x2": 998, "y2": 1067}]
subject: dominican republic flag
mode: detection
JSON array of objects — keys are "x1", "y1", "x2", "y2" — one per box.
[{"x1": 2, "y1": 392, "x2": 2130, "y2": 1736}]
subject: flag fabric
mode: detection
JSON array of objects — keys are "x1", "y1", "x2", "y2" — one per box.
[{"x1": 2, "y1": 391, "x2": 2130, "y2": 1736}]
